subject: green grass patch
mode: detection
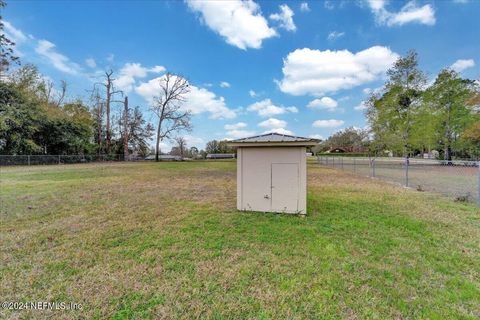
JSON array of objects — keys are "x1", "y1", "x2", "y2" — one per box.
[{"x1": 0, "y1": 161, "x2": 479, "y2": 319}]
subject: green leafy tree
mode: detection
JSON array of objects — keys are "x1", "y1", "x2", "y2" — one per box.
[
  {"x1": 0, "y1": 0, "x2": 20, "y2": 74},
  {"x1": 462, "y1": 120, "x2": 480, "y2": 158},
  {"x1": 367, "y1": 51, "x2": 427, "y2": 156},
  {"x1": 205, "y1": 139, "x2": 234, "y2": 154},
  {"x1": 0, "y1": 82, "x2": 42, "y2": 154},
  {"x1": 128, "y1": 106, "x2": 154, "y2": 156},
  {"x1": 1, "y1": 65, "x2": 97, "y2": 155},
  {"x1": 424, "y1": 69, "x2": 476, "y2": 160}
]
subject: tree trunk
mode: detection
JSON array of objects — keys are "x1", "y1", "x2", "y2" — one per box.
[
  {"x1": 123, "y1": 96, "x2": 129, "y2": 161},
  {"x1": 445, "y1": 144, "x2": 452, "y2": 161},
  {"x1": 155, "y1": 119, "x2": 162, "y2": 162},
  {"x1": 106, "y1": 77, "x2": 111, "y2": 153},
  {"x1": 98, "y1": 102, "x2": 103, "y2": 155}
]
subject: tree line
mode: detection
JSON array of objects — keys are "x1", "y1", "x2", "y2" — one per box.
[
  {"x1": 0, "y1": 65, "x2": 156, "y2": 157},
  {"x1": 0, "y1": 62, "x2": 236, "y2": 159},
  {"x1": 1, "y1": 1, "x2": 195, "y2": 160},
  {"x1": 316, "y1": 51, "x2": 479, "y2": 160},
  {"x1": 2, "y1": 1, "x2": 478, "y2": 160},
  {"x1": 365, "y1": 51, "x2": 479, "y2": 160}
]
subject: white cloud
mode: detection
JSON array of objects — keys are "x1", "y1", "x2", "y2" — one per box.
[
  {"x1": 3, "y1": 21, "x2": 27, "y2": 43},
  {"x1": 258, "y1": 118, "x2": 287, "y2": 129},
  {"x1": 157, "y1": 141, "x2": 171, "y2": 152},
  {"x1": 300, "y1": 2, "x2": 310, "y2": 12},
  {"x1": 35, "y1": 40, "x2": 81, "y2": 75},
  {"x1": 309, "y1": 134, "x2": 324, "y2": 140},
  {"x1": 327, "y1": 31, "x2": 345, "y2": 40},
  {"x1": 186, "y1": 0, "x2": 277, "y2": 50},
  {"x1": 224, "y1": 122, "x2": 247, "y2": 130},
  {"x1": 367, "y1": 0, "x2": 386, "y2": 11},
  {"x1": 135, "y1": 75, "x2": 236, "y2": 119},
  {"x1": 362, "y1": 87, "x2": 372, "y2": 94},
  {"x1": 363, "y1": 86, "x2": 383, "y2": 95},
  {"x1": 183, "y1": 135, "x2": 204, "y2": 146},
  {"x1": 312, "y1": 119, "x2": 345, "y2": 128},
  {"x1": 106, "y1": 53, "x2": 115, "y2": 63},
  {"x1": 269, "y1": 4, "x2": 296, "y2": 32},
  {"x1": 263, "y1": 128, "x2": 293, "y2": 135},
  {"x1": 278, "y1": 46, "x2": 398, "y2": 96},
  {"x1": 247, "y1": 98, "x2": 298, "y2": 117},
  {"x1": 450, "y1": 59, "x2": 475, "y2": 73},
  {"x1": 220, "y1": 81, "x2": 231, "y2": 88},
  {"x1": 286, "y1": 106, "x2": 299, "y2": 112},
  {"x1": 150, "y1": 65, "x2": 166, "y2": 73},
  {"x1": 226, "y1": 129, "x2": 256, "y2": 139},
  {"x1": 324, "y1": 1, "x2": 334, "y2": 10},
  {"x1": 249, "y1": 90, "x2": 257, "y2": 97},
  {"x1": 307, "y1": 97, "x2": 338, "y2": 111},
  {"x1": 186, "y1": 85, "x2": 237, "y2": 119},
  {"x1": 388, "y1": 2, "x2": 435, "y2": 26},
  {"x1": 367, "y1": 0, "x2": 436, "y2": 26},
  {"x1": 354, "y1": 101, "x2": 368, "y2": 111},
  {"x1": 85, "y1": 58, "x2": 96, "y2": 68},
  {"x1": 257, "y1": 118, "x2": 292, "y2": 135},
  {"x1": 115, "y1": 63, "x2": 166, "y2": 92}
]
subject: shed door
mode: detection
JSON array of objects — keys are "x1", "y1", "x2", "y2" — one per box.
[{"x1": 271, "y1": 163, "x2": 299, "y2": 213}]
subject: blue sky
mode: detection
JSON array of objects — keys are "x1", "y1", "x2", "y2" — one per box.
[{"x1": 3, "y1": 0, "x2": 480, "y2": 150}]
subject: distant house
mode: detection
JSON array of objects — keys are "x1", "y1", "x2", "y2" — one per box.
[
  {"x1": 206, "y1": 153, "x2": 236, "y2": 159},
  {"x1": 328, "y1": 147, "x2": 368, "y2": 153},
  {"x1": 145, "y1": 155, "x2": 182, "y2": 161}
]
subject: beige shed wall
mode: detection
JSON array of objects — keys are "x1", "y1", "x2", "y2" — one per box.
[{"x1": 236, "y1": 146, "x2": 307, "y2": 214}]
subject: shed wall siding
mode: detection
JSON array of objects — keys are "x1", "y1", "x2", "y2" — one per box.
[{"x1": 237, "y1": 146, "x2": 307, "y2": 214}]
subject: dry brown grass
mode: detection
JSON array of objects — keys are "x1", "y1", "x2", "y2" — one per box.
[{"x1": 0, "y1": 161, "x2": 479, "y2": 319}]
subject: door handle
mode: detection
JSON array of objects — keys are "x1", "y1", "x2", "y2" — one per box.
[{"x1": 264, "y1": 195, "x2": 270, "y2": 199}]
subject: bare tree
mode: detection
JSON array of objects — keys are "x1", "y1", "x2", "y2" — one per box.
[
  {"x1": 104, "y1": 70, "x2": 121, "y2": 152},
  {"x1": 123, "y1": 96, "x2": 129, "y2": 160},
  {"x1": 151, "y1": 73, "x2": 192, "y2": 161},
  {"x1": 174, "y1": 136, "x2": 187, "y2": 158},
  {"x1": 89, "y1": 87, "x2": 104, "y2": 154},
  {"x1": 89, "y1": 70, "x2": 123, "y2": 153},
  {"x1": 56, "y1": 80, "x2": 67, "y2": 107},
  {"x1": 40, "y1": 79, "x2": 54, "y2": 103}
]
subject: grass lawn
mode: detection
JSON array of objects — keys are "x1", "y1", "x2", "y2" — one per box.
[
  {"x1": 1, "y1": 161, "x2": 479, "y2": 319},
  {"x1": 318, "y1": 157, "x2": 478, "y2": 202}
]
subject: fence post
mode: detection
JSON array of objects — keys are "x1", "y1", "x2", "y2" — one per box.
[
  {"x1": 353, "y1": 157, "x2": 356, "y2": 173},
  {"x1": 372, "y1": 159, "x2": 375, "y2": 177},
  {"x1": 405, "y1": 157, "x2": 409, "y2": 188},
  {"x1": 28, "y1": 155, "x2": 30, "y2": 166},
  {"x1": 333, "y1": 157, "x2": 335, "y2": 168},
  {"x1": 341, "y1": 157, "x2": 344, "y2": 170},
  {"x1": 58, "y1": 155, "x2": 61, "y2": 165}
]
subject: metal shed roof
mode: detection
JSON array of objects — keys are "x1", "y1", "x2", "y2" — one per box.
[{"x1": 228, "y1": 133, "x2": 319, "y2": 147}]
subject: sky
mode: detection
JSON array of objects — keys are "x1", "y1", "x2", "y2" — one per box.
[{"x1": 3, "y1": 0, "x2": 480, "y2": 150}]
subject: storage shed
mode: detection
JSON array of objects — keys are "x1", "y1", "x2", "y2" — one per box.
[{"x1": 228, "y1": 133, "x2": 319, "y2": 215}]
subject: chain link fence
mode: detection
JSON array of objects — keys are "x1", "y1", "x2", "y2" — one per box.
[
  {"x1": 0, "y1": 154, "x2": 126, "y2": 166},
  {"x1": 317, "y1": 156, "x2": 480, "y2": 205}
]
